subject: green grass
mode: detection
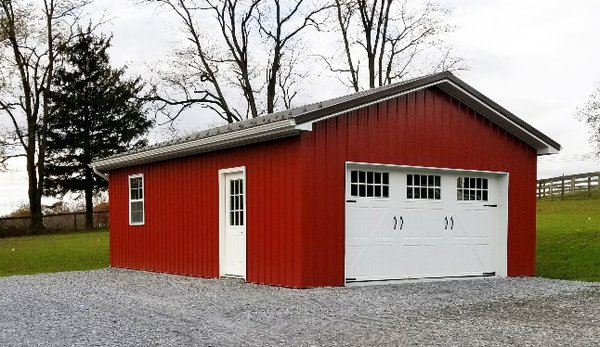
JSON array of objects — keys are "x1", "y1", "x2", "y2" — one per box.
[
  {"x1": 0, "y1": 230, "x2": 109, "y2": 277},
  {"x1": 537, "y1": 199, "x2": 600, "y2": 281}
]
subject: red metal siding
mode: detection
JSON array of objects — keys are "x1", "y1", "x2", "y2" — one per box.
[
  {"x1": 298, "y1": 88, "x2": 537, "y2": 287},
  {"x1": 109, "y1": 137, "x2": 306, "y2": 287},
  {"x1": 109, "y1": 86, "x2": 538, "y2": 288}
]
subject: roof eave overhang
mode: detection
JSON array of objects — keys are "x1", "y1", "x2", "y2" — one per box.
[
  {"x1": 294, "y1": 75, "x2": 560, "y2": 156},
  {"x1": 90, "y1": 119, "x2": 307, "y2": 171},
  {"x1": 435, "y1": 80, "x2": 561, "y2": 155}
]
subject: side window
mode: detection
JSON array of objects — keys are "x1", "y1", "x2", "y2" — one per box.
[
  {"x1": 129, "y1": 174, "x2": 144, "y2": 225},
  {"x1": 457, "y1": 177, "x2": 488, "y2": 201},
  {"x1": 350, "y1": 170, "x2": 389, "y2": 198},
  {"x1": 407, "y1": 174, "x2": 441, "y2": 200}
]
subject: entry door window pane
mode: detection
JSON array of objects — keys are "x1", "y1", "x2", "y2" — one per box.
[{"x1": 229, "y1": 178, "x2": 244, "y2": 226}]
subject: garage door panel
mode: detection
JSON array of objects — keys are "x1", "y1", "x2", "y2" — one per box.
[{"x1": 346, "y1": 166, "x2": 501, "y2": 283}]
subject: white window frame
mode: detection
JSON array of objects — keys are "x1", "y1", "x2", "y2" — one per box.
[{"x1": 128, "y1": 173, "x2": 145, "y2": 226}]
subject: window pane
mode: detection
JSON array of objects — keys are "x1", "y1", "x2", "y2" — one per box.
[
  {"x1": 131, "y1": 201, "x2": 143, "y2": 212},
  {"x1": 477, "y1": 178, "x2": 482, "y2": 189},
  {"x1": 131, "y1": 190, "x2": 138, "y2": 200},
  {"x1": 230, "y1": 212, "x2": 235, "y2": 225},
  {"x1": 130, "y1": 178, "x2": 138, "y2": 189},
  {"x1": 414, "y1": 175, "x2": 420, "y2": 185},
  {"x1": 367, "y1": 185, "x2": 374, "y2": 197},
  {"x1": 407, "y1": 187, "x2": 413, "y2": 199},
  {"x1": 359, "y1": 171, "x2": 366, "y2": 183},
  {"x1": 435, "y1": 176, "x2": 441, "y2": 187},
  {"x1": 483, "y1": 191, "x2": 488, "y2": 201},
  {"x1": 457, "y1": 189, "x2": 463, "y2": 200},
  {"x1": 383, "y1": 173, "x2": 389, "y2": 184},
  {"x1": 414, "y1": 188, "x2": 420, "y2": 199},
  {"x1": 375, "y1": 172, "x2": 381, "y2": 184},
  {"x1": 464, "y1": 178, "x2": 470, "y2": 188},
  {"x1": 239, "y1": 180, "x2": 243, "y2": 194},
  {"x1": 374, "y1": 185, "x2": 381, "y2": 197},
  {"x1": 407, "y1": 174, "x2": 413, "y2": 186},
  {"x1": 470, "y1": 178, "x2": 476, "y2": 189},
  {"x1": 351, "y1": 171, "x2": 358, "y2": 183},
  {"x1": 428, "y1": 175, "x2": 434, "y2": 186},
  {"x1": 351, "y1": 184, "x2": 358, "y2": 196},
  {"x1": 240, "y1": 211, "x2": 244, "y2": 226},
  {"x1": 483, "y1": 179, "x2": 488, "y2": 189},
  {"x1": 428, "y1": 188, "x2": 434, "y2": 199},
  {"x1": 240, "y1": 197, "x2": 244, "y2": 210},
  {"x1": 434, "y1": 188, "x2": 441, "y2": 200},
  {"x1": 420, "y1": 187, "x2": 427, "y2": 198},
  {"x1": 383, "y1": 185, "x2": 389, "y2": 197},
  {"x1": 476, "y1": 190, "x2": 482, "y2": 200},
  {"x1": 457, "y1": 177, "x2": 463, "y2": 188},
  {"x1": 367, "y1": 171, "x2": 374, "y2": 184},
  {"x1": 359, "y1": 185, "x2": 366, "y2": 197}
]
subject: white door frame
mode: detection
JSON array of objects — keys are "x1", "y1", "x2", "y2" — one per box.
[
  {"x1": 344, "y1": 161, "x2": 509, "y2": 285},
  {"x1": 218, "y1": 166, "x2": 247, "y2": 279}
]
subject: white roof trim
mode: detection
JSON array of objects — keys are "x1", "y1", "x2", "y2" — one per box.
[
  {"x1": 91, "y1": 119, "x2": 306, "y2": 171},
  {"x1": 439, "y1": 80, "x2": 559, "y2": 155}
]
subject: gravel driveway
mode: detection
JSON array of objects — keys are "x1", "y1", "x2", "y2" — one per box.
[{"x1": 0, "y1": 269, "x2": 598, "y2": 346}]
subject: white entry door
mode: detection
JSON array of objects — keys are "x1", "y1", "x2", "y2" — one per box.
[
  {"x1": 222, "y1": 171, "x2": 246, "y2": 278},
  {"x1": 345, "y1": 165, "x2": 504, "y2": 283}
]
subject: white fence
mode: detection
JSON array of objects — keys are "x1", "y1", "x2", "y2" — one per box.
[{"x1": 537, "y1": 172, "x2": 600, "y2": 199}]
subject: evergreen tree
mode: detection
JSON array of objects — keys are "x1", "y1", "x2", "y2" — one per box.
[{"x1": 46, "y1": 28, "x2": 153, "y2": 228}]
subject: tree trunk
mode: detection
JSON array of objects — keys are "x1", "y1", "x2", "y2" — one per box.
[
  {"x1": 27, "y1": 155, "x2": 44, "y2": 233},
  {"x1": 85, "y1": 167, "x2": 94, "y2": 229}
]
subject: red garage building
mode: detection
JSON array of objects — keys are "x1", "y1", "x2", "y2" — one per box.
[{"x1": 91, "y1": 72, "x2": 560, "y2": 288}]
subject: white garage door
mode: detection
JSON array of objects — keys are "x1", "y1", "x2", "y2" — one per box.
[{"x1": 345, "y1": 165, "x2": 505, "y2": 283}]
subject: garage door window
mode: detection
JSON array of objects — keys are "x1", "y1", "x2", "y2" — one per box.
[
  {"x1": 457, "y1": 177, "x2": 488, "y2": 201},
  {"x1": 350, "y1": 170, "x2": 389, "y2": 198},
  {"x1": 407, "y1": 174, "x2": 441, "y2": 200}
]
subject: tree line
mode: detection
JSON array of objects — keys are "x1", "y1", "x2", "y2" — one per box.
[{"x1": 1, "y1": 0, "x2": 598, "y2": 233}]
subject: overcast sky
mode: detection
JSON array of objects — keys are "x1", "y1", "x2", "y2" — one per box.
[{"x1": 1, "y1": 0, "x2": 600, "y2": 214}]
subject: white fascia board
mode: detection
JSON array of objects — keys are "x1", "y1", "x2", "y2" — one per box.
[
  {"x1": 91, "y1": 119, "x2": 307, "y2": 171},
  {"x1": 440, "y1": 80, "x2": 560, "y2": 155}
]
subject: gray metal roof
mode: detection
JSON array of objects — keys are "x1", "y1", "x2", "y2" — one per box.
[{"x1": 91, "y1": 71, "x2": 560, "y2": 171}]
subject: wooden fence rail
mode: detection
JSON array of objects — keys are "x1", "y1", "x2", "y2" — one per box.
[
  {"x1": 0, "y1": 210, "x2": 109, "y2": 236},
  {"x1": 537, "y1": 171, "x2": 600, "y2": 199}
]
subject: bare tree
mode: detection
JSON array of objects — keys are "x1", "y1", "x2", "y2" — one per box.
[
  {"x1": 577, "y1": 84, "x2": 600, "y2": 155},
  {"x1": 146, "y1": 0, "x2": 329, "y2": 123},
  {"x1": 0, "y1": 0, "x2": 92, "y2": 232},
  {"x1": 329, "y1": 0, "x2": 464, "y2": 91}
]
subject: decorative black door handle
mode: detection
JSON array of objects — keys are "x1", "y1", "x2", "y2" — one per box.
[
  {"x1": 399, "y1": 216, "x2": 404, "y2": 230},
  {"x1": 444, "y1": 217, "x2": 448, "y2": 230},
  {"x1": 450, "y1": 216, "x2": 454, "y2": 230},
  {"x1": 393, "y1": 216, "x2": 397, "y2": 230}
]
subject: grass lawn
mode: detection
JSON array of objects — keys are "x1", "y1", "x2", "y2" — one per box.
[
  {"x1": 0, "y1": 230, "x2": 109, "y2": 277},
  {"x1": 537, "y1": 199, "x2": 600, "y2": 281}
]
